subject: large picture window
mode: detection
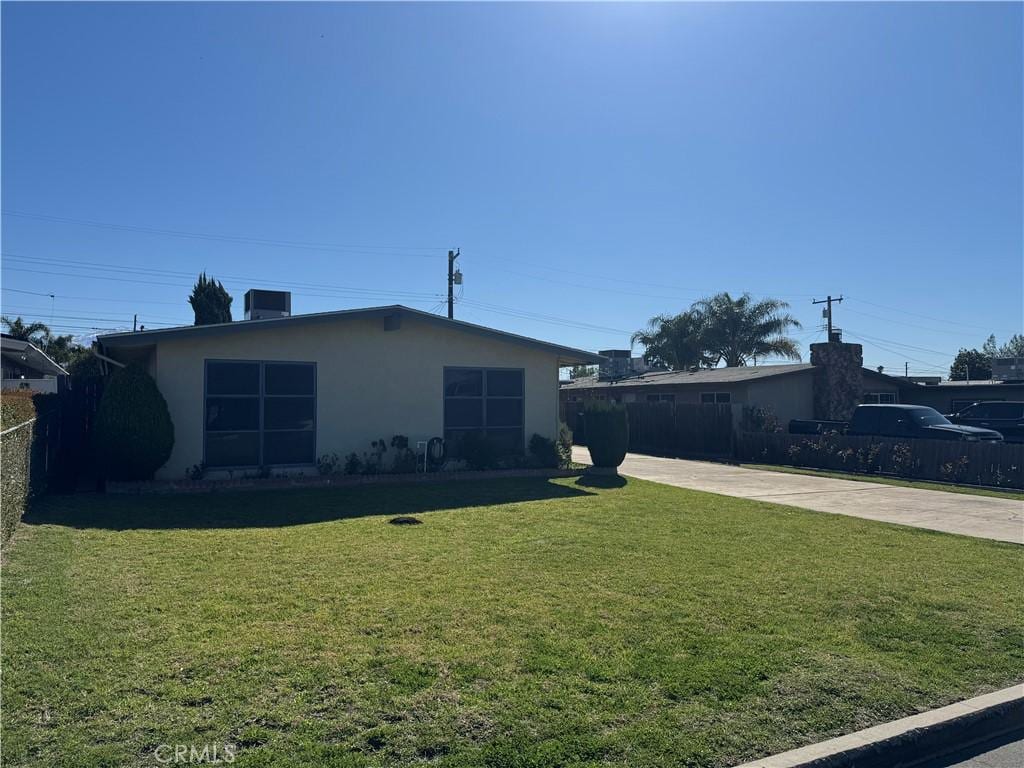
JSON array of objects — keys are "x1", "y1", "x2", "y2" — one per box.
[
  {"x1": 444, "y1": 367, "x2": 524, "y2": 457},
  {"x1": 204, "y1": 360, "x2": 316, "y2": 468}
]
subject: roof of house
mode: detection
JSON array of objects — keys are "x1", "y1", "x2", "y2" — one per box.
[
  {"x1": 923, "y1": 379, "x2": 1024, "y2": 388},
  {"x1": 0, "y1": 335, "x2": 69, "y2": 377},
  {"x1": 95, "y1": 304, "x2": 603, "y2": 365},
  {"x1": 562, "y1": 363, "x2": 913, "y2": 391},
  {"x1": 561, "y1": 362, "x2": 815, "y2": 389}
]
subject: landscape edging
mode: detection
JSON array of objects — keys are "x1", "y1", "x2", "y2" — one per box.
[{"x1": 733, "y1": 683, "x2": 1023, "y2": 768}]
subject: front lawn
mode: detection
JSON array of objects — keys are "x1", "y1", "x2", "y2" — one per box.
[{"x1": 3, "y1": 478, "x2": 1022, "y2": 767}]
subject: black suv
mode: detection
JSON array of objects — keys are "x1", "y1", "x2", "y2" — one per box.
[
  {"x1": 847, "y1": 404, "x2": 1004, "y2": 442},
  {"x1": 948, "y1": 402, "x2": 1024, "y2": 443}
]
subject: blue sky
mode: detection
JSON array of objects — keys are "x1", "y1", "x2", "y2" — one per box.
[{"x1": 2, "y1": 2, "x2": 1021, "y2": 375}]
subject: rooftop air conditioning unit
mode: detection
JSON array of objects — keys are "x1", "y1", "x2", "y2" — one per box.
[{"x1": 244, "y1": 289, "x2": 291, "y2": 321}]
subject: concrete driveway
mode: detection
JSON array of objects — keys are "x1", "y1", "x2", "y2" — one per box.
[{"x1": 572, "y1": 448, "x2": 1023, "y2": 544}]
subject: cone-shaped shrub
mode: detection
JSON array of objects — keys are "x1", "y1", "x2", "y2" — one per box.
[
  {"x1": 585, "y1": 401, "x2": 629, "y2": 468},
  {"x1": 93, "y1": 364, "x2": 174, "y2": 480}
]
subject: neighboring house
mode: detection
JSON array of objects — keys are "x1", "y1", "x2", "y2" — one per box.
[
  {"x1": 1, "y1": 334, "x2": 69, "y2": 393},
  {"x1": 94, "y1": 298, "x2": 601, "y2": 479},
  {"x1": 899, "y1": 379, "x2": 1024, "y2": 415},
  {"x1": 562, "y1": 339, "x2": 1024, "y2": 426},
  {"x1": 562, "y1": 342, "x2": 905, "y2": 426}
]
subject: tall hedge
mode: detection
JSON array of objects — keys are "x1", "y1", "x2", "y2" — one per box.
[
  {"x1": 585, "y1": 401, "x2": 629, "y2": 468},
  {"x1": 1, "y1": 391, "x2": 40, "y2": 546},
  {"x1": 93, "y1": 365, "x2": 174, "y2": 481}
]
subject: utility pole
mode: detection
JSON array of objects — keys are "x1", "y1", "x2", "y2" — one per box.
[
  {"x1": 905, "y1": 362, "x2": 909, "y2": 378},
  {"x1": 133, "y1": 314, "x2": 137, "y2": 332},
  {"x1": 447, "y1": 248, "x2": 461, "y2": 319},
  {"x1": 812, "y1": 295, "x2": 843, "y2": 341}
]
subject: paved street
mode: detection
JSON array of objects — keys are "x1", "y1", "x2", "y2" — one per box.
[
  {"x1": 572, "y1": 448, "x2": 1023, "y2": 544},
  {"x1": 924, "y1": 735, "x2": 1024, "y2": 768}
]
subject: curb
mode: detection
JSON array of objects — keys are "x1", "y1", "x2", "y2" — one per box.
[{"x1": 734, "y1": 684, "x2": 1023, "y2": 768}]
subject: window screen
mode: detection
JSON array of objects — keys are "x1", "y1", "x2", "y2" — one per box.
[
  {"x1": 443, "y1": 368, "x2": 524, "y2": 457},
  {"x1": 204, "y1": 360, "x2": 316, "y2": 468}
]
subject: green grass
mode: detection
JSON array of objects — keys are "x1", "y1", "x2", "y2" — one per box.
[
  {"x1": 742, "y1": 463, "x2": 1024, "y2": 500},
  {"x1": 3, "y1": 478, "x2": 1022, "y2": 768}
]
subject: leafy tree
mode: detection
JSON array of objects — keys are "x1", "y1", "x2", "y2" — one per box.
[
  {"x1": 693, "y1": 292, "x2": 802, "y2": 367},
  {"x1": 567, "y1": 364, "x2": 597, "y2": 379},
  {"x1": 41, "y1": 333, "x2": 75, "y2": 366},
  {"x1": 983, "y1": 333, "x2": 1024, "y2": 358},
  {"x1": 982, "y1": 335, "x2": 998, "y2": 358},
  {"x1": 93, "y1": 364, "x2": 174, "y2": 480},
  {"x1": 949, "y1": 348, "x2": 992, "y2": 381},
  {"x1": 1, "y1": 316, "x2": 50, "y2": 343},
  {"x1": 631, "y1": 310, "x2": 711, "y2": 371},
  {"x1": 188, "y1": 273, "x2": 233, "y2": 325},
  {"x1": 1002, "y1": 334, "x2": 1024, "y2": 357},
  {"x1": 64, "y1": 346, "x2": 103, "y2": 377}
]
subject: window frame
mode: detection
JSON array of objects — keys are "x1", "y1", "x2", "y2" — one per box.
[
  {"x1": 863, "y1": 391, "x2": 898, "y2": 405},
  {"x1": 443, "y1": 366, "x2": 525, "y2": 457},
  {"x1": 646, "y1": 393, "x2": 675, "y2": 403},
  {"x1": 700, "y1": 392, "x2": 731, "y2": 404},
  {"x1": 203, "y1": 359, "x2": 317, "y2": 469}
]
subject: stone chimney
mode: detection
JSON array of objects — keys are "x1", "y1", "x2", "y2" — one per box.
[{"x1": 810, "y1": 342, "x2": 863, "y2": 421}]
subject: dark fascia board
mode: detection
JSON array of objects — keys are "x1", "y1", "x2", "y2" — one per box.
[
  {"x1": 97, "y1": 304, "x2": 604, "y2": 366},
  {"x1": 561, "y1": 364, "x2": 816, "y2": 391}
]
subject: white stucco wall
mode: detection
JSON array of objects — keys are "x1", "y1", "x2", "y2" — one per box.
[{"x1": 130, "y1": 313, "x2": 563, "y2": 479}]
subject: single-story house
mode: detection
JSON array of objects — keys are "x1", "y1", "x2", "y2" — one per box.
[
  {"x1": 561, "y1": 340, "x2": 1024, "y2": 426},
  {"x1": 94, "y1": 300, "x2": 601, "y2": 480},
  {"x1": 1, "y1": 334, "x2": 69, "y2": 393},
  {"x1": 561, "y1": 342, "x2": 907, "y2": 426}
]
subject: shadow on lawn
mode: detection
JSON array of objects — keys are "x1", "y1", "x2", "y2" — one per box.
[{"x1": 24, "y1": 477, "x2": 596, "y2": 530}]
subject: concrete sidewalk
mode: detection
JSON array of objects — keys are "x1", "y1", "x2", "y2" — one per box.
[{"x1": 572, "y1": 448, "x2": 1023, "y2": 544}]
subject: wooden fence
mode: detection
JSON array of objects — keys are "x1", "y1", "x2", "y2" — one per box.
[
  {"x1": 735, "y1": 431, "x2": 1024, "y2": 490},
  {"x1": 562, "y1": 401, "x2": 734, "y2": 459}
]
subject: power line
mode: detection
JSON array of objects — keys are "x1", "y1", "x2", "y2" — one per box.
[
  {"x1": 2, "y1": 210, "x2": 447, "y2": 257},
  {"x1": 2, "y1": 286, "x2": 186, "y2": 306},
  {"x1": 843, "y1": 330, "x2": 948, "y2": 371},
  {"x1": 843, "y1": 330, "x2": 955, "y2": 358},
  {"x1": 2, "y1": 266, "x2": 445, "y2": 307},
  {"x1": 848, "y1": 296, "x2": 1016, "y2": 334},
  {"x1": 843, "y1": 306, "x2": 993, "y2": 338},
  {"x1": 2, "y1": 253, "x2": 444, "y2": 301},
  {"x1": 1, "y1": 308, "x2": 185, "y2": 326},
  {"x1": 457, "y1": 297, "x2": 631, "y2": 336}
]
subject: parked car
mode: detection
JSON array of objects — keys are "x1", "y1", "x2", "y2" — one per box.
[
  {"x1": 947, "y1": 401, "x2": 1024, "y2": 443},
  {"x1": 790, "y1": 404, "x2": 1004, "y2": 442}
]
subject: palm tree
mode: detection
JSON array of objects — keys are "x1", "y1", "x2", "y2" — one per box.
[
  {"x1": 694, "y1": 292, "x2": 802, "y2": 367},
  {"x1": 631, "y1": 310, "x2": 711, "y2": 371},
  {"x1": 2, "y1": 316, "x2": 51, "y2": 344}
]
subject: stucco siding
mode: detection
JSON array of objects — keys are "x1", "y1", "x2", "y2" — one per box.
[
  {"x1": 745, "y1": 371, "x2": 815, "y2": 425},
  {"x1": 141, "y1": 313, "x2": 561, "y2": 478}
]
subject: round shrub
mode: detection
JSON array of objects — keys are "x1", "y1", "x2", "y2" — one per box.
[
  {"x1": 93, "y1": 364, "x2": 174, "y2": 480},
  {"x1": 584, "y1": 402, "x2": 629, "y2": 468}
]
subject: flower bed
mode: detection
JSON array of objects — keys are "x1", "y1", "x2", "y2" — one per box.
[{"x1": 107, "y1": 466, "x2": 584, "y2": 495}]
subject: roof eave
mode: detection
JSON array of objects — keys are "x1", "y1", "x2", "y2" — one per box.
[{"x1": 97, "y1": 305, "x2": 604, "y2": 364}]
